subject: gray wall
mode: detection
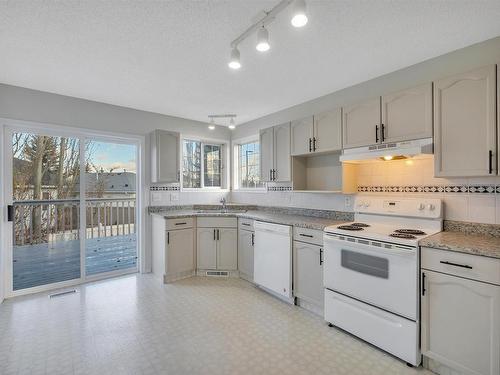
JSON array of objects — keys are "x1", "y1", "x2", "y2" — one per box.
[{"x1": 232, "y1": 36, "x2": 500, "y2": 139}]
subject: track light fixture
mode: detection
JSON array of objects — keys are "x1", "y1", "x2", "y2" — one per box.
[
  {"x1": 291, "y1": 0, "x2": 308, "y2": 27},
  {"x1": 208, "y1": 114, "x2": 237, "y2": 130},
  {"x1": 228, "y1": 47, "x2": 241, "y2": 70},
  {"x1": 256, "y1": 26, "x2": 270, "y2": 52}
]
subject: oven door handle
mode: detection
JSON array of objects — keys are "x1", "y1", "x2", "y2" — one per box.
[{"x1": 324, "y1": 235, "x2": 416, "y2": 257}]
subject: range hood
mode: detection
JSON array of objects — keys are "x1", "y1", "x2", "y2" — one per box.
[{"x1": 340, "y1": 138, "x2": 433, "y2": 162}]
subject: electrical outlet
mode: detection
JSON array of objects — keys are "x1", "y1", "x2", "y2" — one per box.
[
  {"x1": 344, "y1": 195, "x2": 353, "y2": 209},
  {"x1": 170, "y1": 192, "x2": 179, "y2": 202}
]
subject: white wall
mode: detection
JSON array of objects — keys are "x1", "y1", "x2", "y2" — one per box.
[
  {"x1": 0, "y1": 83, "x2": 232, "y2": 275},
  {"x1": 230, "y1": 36, "x2": 500, "y2": 223}
]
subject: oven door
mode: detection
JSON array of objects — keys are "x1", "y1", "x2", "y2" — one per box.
[{"x1": 323, "y1": 233, "x2": 418, "y2": 320}]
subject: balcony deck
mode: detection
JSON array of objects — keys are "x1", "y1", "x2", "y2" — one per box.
[{"x1": 13, "y1": 234, "x2": 137, "y2": 290}]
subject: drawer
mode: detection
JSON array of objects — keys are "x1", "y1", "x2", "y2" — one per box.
[
  {"x1": 238, "y1": 218, "x2": 254, "y2": 231},
  {"x1": 197, "y1": 217, "x2": 237, "y2": 228},
  {"x1": 166, "y1": 217, "x2": 194, "y2": 231},
  {"x1": 421, "y1": 247, "x2": 500, "y2": 285},
  {"x1": 293, "y1": 227, "x2": 323, "y2": 246}
]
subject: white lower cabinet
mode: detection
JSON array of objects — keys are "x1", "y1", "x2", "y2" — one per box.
[
  {"x1": 293, "y1": 240, "x2": 324, "y2": 308},
  {"x1": 238, "y1": 225, "x2": 254, "y2": 282},
  {"x1": 421, "y1": 248, "x2": 500, "y2": 375},
  {"x1": 197, "y1": 217, "x2": 237, "y2": 271}
]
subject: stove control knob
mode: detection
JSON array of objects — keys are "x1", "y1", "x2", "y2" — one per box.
[
  {"x1": 418, "y1": 203, "x2": 425, "y2": 210},
  {"x1": 427, "y1": 204, "x2": 435, "y2": 211}
]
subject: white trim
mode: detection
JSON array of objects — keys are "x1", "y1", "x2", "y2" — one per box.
[
  {"x1": 0, "y1": 117, "x2": 144, "y2": 298},
  {"x1": 231, "y1": 136, "x2": 266, "y2": 192}
]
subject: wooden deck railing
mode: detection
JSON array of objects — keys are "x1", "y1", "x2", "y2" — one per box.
[{"x1": 12, "y1": 197, "x2": 135, "y2": 246}]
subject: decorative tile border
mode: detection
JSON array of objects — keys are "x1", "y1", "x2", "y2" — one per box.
[
  {"x1": 267, "y1": 185, "x2": 293, "y2": 191},
  {"x1": 150, "y1": 185, "x2": 180, "y2": 191},
  {"x1": 358, "y1": 185, "x2": 496, "y2": 194}
]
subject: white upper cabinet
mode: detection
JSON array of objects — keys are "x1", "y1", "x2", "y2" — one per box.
[
  {"x1": 291, "y1": 117, "x2": 314, "y2": 156},
  {"x1": 381, "y1": 83, "x2": 433, "y2": 143},
  {"x1": 260, "y1": 126, "x2": 275, "y2": 182},
  {"x1": 260, "y1": 122, "x2": 291, "y2": 182},
  {"x1": 313, "y1": 108, "x2": 342, "y2": 153},
  {"x1": 274, "y1": 122, "x2": 291, "y2": 182},
  {"x1": 342, "y1": 97, "x2": 381, "y2": 149},
  {"x1": 434, "y1": 65, "x2": 497, "y2": 177},
  {"x1": 150, "y1": 130, "x2": 180, "y2": 183}
]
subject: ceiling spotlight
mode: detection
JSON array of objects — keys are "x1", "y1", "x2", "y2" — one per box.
[
  {"x1": 228, "y1": 47, "x2": 241, "y2": 70},
  {"x1": 256, "y1": 26, "x2": 270, "y2": 52},
  {"x1": 229, "y1": 117, "x2": 236, "y2": 130},
  {"x1": 291, "y1": 0, "x2": 308, "y2": 28},
  {"x1": 208, "y1": 117, "x2": 215, "y2": 130}
]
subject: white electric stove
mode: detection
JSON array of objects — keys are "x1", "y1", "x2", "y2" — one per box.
[{"x1": 323, "y1": 196, "x2": 443, "y2": 367}]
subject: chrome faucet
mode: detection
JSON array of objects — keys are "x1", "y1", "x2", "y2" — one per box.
[{"x1": 220, "y1": 197, "x2": 227, "y2": 211}]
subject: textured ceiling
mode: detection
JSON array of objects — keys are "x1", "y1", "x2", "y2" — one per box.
[{"x1": 1, "y1": 1, "x2": 500, "y2": 126}]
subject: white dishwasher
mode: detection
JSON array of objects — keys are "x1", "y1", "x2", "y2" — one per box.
[{"x1": 254, "y1": 221, "x2": 292, "y2": 300}]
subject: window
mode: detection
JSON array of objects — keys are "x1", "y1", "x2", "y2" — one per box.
[
  {"x1": 237, "y1": 141, "x2": 264, "y2": 189},
  {"x1": 183, "y1": 139, "x2": 224, "y2": 189}
]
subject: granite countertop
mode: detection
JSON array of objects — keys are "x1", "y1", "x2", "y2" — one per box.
[
  {"x1": 420, "y1": 231, "x2": 500, "y2": 259},
  {"x1": 152, "y1": 209, "x2": 347, "y2": 231}
]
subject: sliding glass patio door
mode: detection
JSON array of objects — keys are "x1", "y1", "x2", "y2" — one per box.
[{"x1": 5, "y1": 127, "x2": 139, "y2": 294}]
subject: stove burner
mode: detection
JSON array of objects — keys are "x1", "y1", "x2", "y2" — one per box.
[
  {"x1": 351, "y1": 223, "x2": 370, "y2": 227},
  {"x1": 337, "y1": 225, "x2": 364, "y2": 231},
  {"x1": 395, "y1": 229, "x2": 426, "y2": 235},
  {"x1": 390, "y1": 233, "x2": 417, "y2": 239}
]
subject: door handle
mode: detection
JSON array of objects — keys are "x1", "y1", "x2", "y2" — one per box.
[
  {"x1": 313, "y1": 137, "x2": 317, "y2": 152},
  {"x1": 213, "y1": 229, "x2": 216, "y2": 241},
  {"x1": 7, "y1": 205, "x2": 14, "y2": 222},
  {"x1": 489, "y1": 150, "x2": 493, "y2": 174},
  {"x1": 319, "y1": 248, "x2": 323, "y2": 265},
  {"x1": 269, "y1": 169, "x2": 272, "y2": 181},
  {"x1": 273, "y1": 169, "x2": 276, "y2": 181},
  {"x1": 381, "y1": 124, "x2": 385, "y2": 142},
  {"x1": 167, "y1": 232, "x2": 170, "y2": 245},
  {"x1": 421, "y1": 272, "x2": 426, "y2": 296},
  {"x1": 251, "y1": 233, "x2": 254, "y2": 246},
  {"x1": 309, "y1": 138, "x2": 312, "y2": 152},
  {"x1": 217, "y1": 229, "x2": 220, "y2": 241},
  {"x1": 375, "y1": 125, "x2": 379, "y2": 143}
]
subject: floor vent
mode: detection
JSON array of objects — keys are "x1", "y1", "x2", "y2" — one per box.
[
  {"x1": 206, "y1": 271, "x2": 229, "y2": 277},
  {"x1": 49, "y1": 289, "x2": 77, "y2": 298}
]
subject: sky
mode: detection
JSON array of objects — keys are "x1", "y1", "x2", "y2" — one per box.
[{"x1": 88, "y1": 141, "x2": 137, "y2": 173}]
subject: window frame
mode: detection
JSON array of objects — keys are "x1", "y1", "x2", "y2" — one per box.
[
  {"x1": 232, "y1": 136, "x2": 266, "y2": 192},
  {"x1": 180, "y1": 136, "x2": 229, "y2": 192}
]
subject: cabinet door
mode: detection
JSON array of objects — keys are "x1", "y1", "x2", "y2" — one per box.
[
  {"x1": 421, "y1": 270, "x2": 500, "y2": 375},
  {"x1": 293, "y1": 242, "x2": 324, "y2": 307},
  {"x1": 217, "y1": 228, "x2": 237, "y2": 270},
  {"x1": 314, "y1": 108, "x2": 342, "y2": 152},
  {"x1": 197, "y1": 228, "x2": 217, "y2": 269},
  {"x1": 273, "y1": 122, "x2": 291, "y2": 182},
  {"x1": 152, "y1": 130, "x2": 180, "y2": 183},
  {"x1": 342, "y1": 98, "x2": 381, "y2": 148},
  {"x1": 291, "y1": 117, "x2": 314, "y2": 156},
  {"x1": 238, "y1": 229, "x2": 254, "y2": 279},
  {"x1": 260, "y1": 127, "x2": 274, "y2": 181},
  {"x1": 381, "y1": 83, "x2": 432, "y2": 143},
  {"x1": 434, "y1": 65, "x2": 497, "y2": 177},
  {"x1": 167, "y1": 228, "x2": 194, "y2": 275}
]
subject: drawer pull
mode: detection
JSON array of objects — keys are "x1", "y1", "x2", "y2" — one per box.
[
  {"x1": 299, "y1": 233, "x2": 314, "y2": 238},
  {"x1": 440, "y1": 260, "x2": 473, "y2": 269},
  {"x1": 175, "y1": 222, "x2": 187, "y2": 225},
  {"x1": 242, "y1": 223, "x2": 251, "y2": 226}
]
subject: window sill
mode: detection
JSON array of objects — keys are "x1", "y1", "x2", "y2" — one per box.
[
  {"x1": 233, "y1": 188, "x2": 267, "y2": 194},
  {"x1": 181, "y1": 188, "x2": 229, "y2": 193}
]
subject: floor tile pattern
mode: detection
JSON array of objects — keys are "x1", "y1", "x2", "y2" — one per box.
[{"x1": 0, "y1": 275, "x2": 432, "y2": 375}]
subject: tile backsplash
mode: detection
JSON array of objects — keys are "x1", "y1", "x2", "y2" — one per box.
[{"x1": 356, "y1": 156, "x2": 500, "y2": 224}]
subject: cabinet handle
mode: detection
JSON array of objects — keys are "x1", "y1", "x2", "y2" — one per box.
[
  {"x1": 175, "y1": 222, "x2": 187, "y2": 226},
  {"x1": 242, "y1": 223, "x2": 250, "y2": 226},
  {"x1": 421, "y1": 272, "x2": 426, "y2": 296},
  {"x1": 270, "y1": 169, "x2": 273, "y2": 181},
  {"x1": 439, "y1": 260, "x2": 472, "y2": 269},
  {"x1": 381, "y1": 124, "x2": 385, "y2": 142},
  {"x1": 319, "y1": 248, "x2": 323, "y2": 265},
  {"x1": 7, "y1": 205, "x2": 14, "y2": 222},
  {"x1": 309, "y1": 138, "x2": 312, "y2": 152},
  {"x1": 272, "y1": 169, "x2": 276, "y2": 181},
  {"x1": 251, "y1": 233, "x2": 255, "y2": 246},
  {"x1": 299, "y1": 233, "x2": 314, "y2": 238},
  {"x1": 489, "y1": 150, "x2": 493, "y2": 174},
  {"x1": 213, "y1": 229, "x2": 216, "y2": 241},
  {"x1": 375, "y1": 125, "x2": 379, "y2": 143},
  {"x1": 217, "y1": 229, "x2": 220, "y2": 241},
  {"x1": 167, "y1": 232, "x2": 170, "y2": 245},
  {"x1": 313, "y1": 137, "x2": 317, "y2": 152}
]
